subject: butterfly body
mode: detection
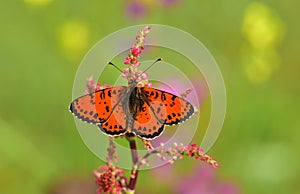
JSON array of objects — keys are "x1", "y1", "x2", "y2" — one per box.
[{"x1": 70, "y1": 83, "x2": 195, "y2": 140}]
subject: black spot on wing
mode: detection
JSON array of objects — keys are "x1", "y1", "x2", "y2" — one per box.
[
  {"x1": 171, "y1": 95, "x2": 176, "y2": 101},
  {"x1": 99, "y1": 90, "x2": 105, "y2": 99},
  {"x1": 108, "y1": 90, "x2": 112, "y2": 97},
  {"x1": 161, "y1": 93, "x2": 166, "y2": 101},
  {"x1": 157, "y1": 107, "x2": 161, "y2": 113}
]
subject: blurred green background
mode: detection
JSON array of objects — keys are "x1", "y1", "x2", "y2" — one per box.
[{"x1": 1, "y1": 0, "x2": 299, "y2": 194}]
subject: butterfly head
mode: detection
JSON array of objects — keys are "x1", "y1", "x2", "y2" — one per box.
[{"x1": 128, "y1": 78, "x2": 135, "y2": 85}]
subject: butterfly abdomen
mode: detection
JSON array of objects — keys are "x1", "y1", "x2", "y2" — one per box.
[{"x1": 128, "y1": 87, "x2": 148, "y2": 120}]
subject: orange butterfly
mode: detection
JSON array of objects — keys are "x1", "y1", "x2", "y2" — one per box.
[{"x1": 70, "y1": 80, "x2": 195, "y2": 140}]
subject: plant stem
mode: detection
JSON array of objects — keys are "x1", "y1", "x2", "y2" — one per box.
[{"x1": 126, "y1": 133, "x2": 139, "y2": 192}]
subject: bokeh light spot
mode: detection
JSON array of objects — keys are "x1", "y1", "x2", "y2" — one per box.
[
  {"x1": 24, "y1": 0, "x2": 53, "y2": 6},
  {"x1": 57, "y1": 20, "x2": 89, "y2": 61},
  {"x1": 241, "y1": 2, "x2": 285, "y2": 84},
  {"x1": 242, "y1": 2, "x2": 285, "y2": 50}
]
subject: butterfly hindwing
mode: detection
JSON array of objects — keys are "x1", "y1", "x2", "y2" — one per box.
[
  {"x1": 132, "y1": 102, "x2": 165, "y2": 140},
  {"x1": 99, "y1": 102, "x2": 127, "y2": 136},
  {"x1": 70, "y1": 86, "x2": 126, "y2": 124},
  {"x1": 143, "y1": 87, "x2": 195, "y2": 125}
]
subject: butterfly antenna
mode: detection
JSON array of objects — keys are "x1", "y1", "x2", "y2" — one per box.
[
  {"x1": 141, "y1": 58, "x2": 163, "y2": 74},
  {"x1": 107, "y1": 62, "x2": 123, "y2": 73}
]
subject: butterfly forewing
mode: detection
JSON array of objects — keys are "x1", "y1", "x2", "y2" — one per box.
[
  {"x1": 69, "y1": 86, "x2": 126, "y2": 124},
  {"x1": 143, "y1": 87, "x2": 195, "y2": 125}
]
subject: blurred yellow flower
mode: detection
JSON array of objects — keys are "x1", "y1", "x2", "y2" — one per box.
[
  {"x1": 24, "y1": 0, "x2": 53, "y2": 6},
  {"x1": 57, "y1": 20, "x2": 89, "y2": 61},
  {"x1": 242, "y1": 2, "x2": 284, "y2": 50},
  {"x1": 241, "y1": 2, "x2": 285, "y2": 84},
  {"x1": 243, "y1": 47, "x2": 280, "y2": 84},
  {"x1": 142, "y1": 0, "x2": 158, "y2": 7},
  {"x1": 245, "y1": 55, "x2": 272, "y2": 84}
]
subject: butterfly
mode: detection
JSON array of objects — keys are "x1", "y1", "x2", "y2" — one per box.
[{"x1": 69, "y1": 80, "x2": 195, "y2": 140}]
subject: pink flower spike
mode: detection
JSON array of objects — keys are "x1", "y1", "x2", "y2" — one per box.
[
  {"x1": 153, "y1": 142, "x2": 219, "y2": 169},
  {"x1": 122, "y1": 68, "x2": 131, "y2": 78},
  {"x1": 123, "y1": 68, "x2": 130, "y2": 74},
  {"x1": 84, "y1": 76, "x2": 103, "y2": 93},
  {"x1": 145, "y1": 82, "x2": 152, "y2": 87},
  {"x1": 141, "y1": 72, "x2": 148, "y2": 80},
  {"x1": 180, "y1": 88, "x2": 193, "y2": 99},
  {"x1": 121, "y1": 25, "x2": 152, "y2": 87},
  {"x1": 142, "y1": 139, "x2": 154, "y2": 150},
  {"x1": 130, "y1": 57, "x2": 137, "y2": 63},
  {"x1": 211, "y1": 160, "x2": 219, "y2": 168},
  {"x1": 83, "y1": 89, "x2": 89, "y2": 95},
  {"x1": 131, "y1": 71, "x2": 137, "y2": 78},
  {"x1": 131, "y1": 47, "x2": 142, "y2": 57},
  {"x1": 103, "y1": 84, "x2": 111, "y2": 88},
  {"x1": 134, "y1": 61, "x2": 141, "y2": 68},
  {"x1": 131, "y1": 43, "x2": 138, "y2": 49},
  {"x1": 135, "y1": 77, "x2": 142, "y2": 82}
]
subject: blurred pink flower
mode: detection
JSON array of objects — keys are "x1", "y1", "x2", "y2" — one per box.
[
  {"x1": 124, "y1": 0, "x2": 182, "y2": 20},
  {"x1": 125, "y1": 1, "x2": 147, "y2": 19},
  {"x1": 151, "y1": 163, "x2": 174, "y2": 184},
  {"x1": 156, "y1": 77, "x2": 208, "y2": 106},
  {"x1": 158, "y1": 0, "x2": 181, "y2": 7},
  {"x1": 176, "y1": 164, "x2": 240, "y2": 194}
]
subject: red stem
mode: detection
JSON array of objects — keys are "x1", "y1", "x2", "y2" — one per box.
[{"x1": 126, "y1": 133, "x2": 139, "y2": 191}]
